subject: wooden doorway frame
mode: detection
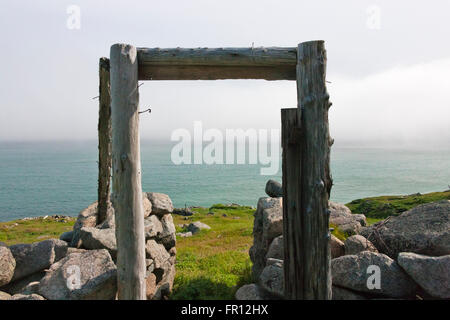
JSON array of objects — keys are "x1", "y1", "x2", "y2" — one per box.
[{"x1": 98, "y1": 40, "x2": 332, "y2": 300}]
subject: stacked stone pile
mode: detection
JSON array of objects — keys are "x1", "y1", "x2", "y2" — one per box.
[
  {"x1": 236, "y1": 181, "x2": 450, "y2": 300},
  {"x1": 0, "y1": 192, "x2": 177, "y2": 300}
]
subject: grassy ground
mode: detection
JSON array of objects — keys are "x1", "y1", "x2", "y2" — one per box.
[
  {"x1": 0, "y1": 216, "x2": 75, "y2": 245},
  {"x1": 329, "y1": 223, "x2": 348, "y2": 241},
  {"x1": 170, "y1": 204, "x2": 255, "y2": 300},
  {"x1": 346, "y1": 190, "x2": 450, "y2": 219}
]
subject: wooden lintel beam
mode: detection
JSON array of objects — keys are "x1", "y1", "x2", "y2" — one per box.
[{"x1": 136, "y1": 47, "x2": 297, "y2": 80}]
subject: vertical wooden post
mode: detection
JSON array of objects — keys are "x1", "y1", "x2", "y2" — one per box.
[
  {"x1": 98, "y1": 57, "x2": 112, "y2": 224},
  {"x1": 282, "y1": 40, "x2": 332, "y2": 299},
  {"x1": 281, "y1": 108, "x2": 303, "y2": 298},
  {"x1": 110, "y1": 43, "x2": 146, "y2": 300}
]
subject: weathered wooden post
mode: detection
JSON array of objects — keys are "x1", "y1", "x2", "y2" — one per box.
[
  {"x1": 282, "y1": 40, "x2": 332, "y2": 299},
  {"x1": 110, "y1": 44, "x2": 146, "y2": 300},
  {"x1": 97, "y1": 57, "x2": 112, "y2": 224}
]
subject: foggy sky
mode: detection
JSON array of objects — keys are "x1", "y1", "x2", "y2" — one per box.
[{"x1": 0, "y1": 0, "x2": 449, "y2": 146}]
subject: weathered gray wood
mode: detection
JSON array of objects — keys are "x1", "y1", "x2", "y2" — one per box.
[
  {"x1": 283, "y1": 40, "x2": 332, "y2": 300},
  {"x1": 110, "y1": 43, "x2": 146, "y2": 300},
  {"x1": 298, "y1": 40, "x2": 332, "y2": 300},
  {"x1": 137, "y1": 47, "x2": 297, "y2": 66},
  {"x1": 138, "y1": 65, "x2": 295, "y2": 81},
  {"x1": 281, "y1": 107, "x2": 303, "y2": 298},
  {"x1": 97, "y1": 57, "x2": 112, "y2": 224},
  {"x1": 137, "y1": 47, "x2": 297, "y2": 80}
]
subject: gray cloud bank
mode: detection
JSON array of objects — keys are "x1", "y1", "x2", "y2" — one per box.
[{"x1": 0, "y1": 0, "x2": 449, "y2": 147}]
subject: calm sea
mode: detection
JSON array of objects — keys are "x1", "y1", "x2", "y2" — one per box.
[{"x1": 0, "y1": 141, "x2": 449, "y2": 221}]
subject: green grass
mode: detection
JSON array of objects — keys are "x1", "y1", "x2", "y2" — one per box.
[
  {"x1": 171, "y1": 204, "x2": 255, "y2": 300},
  {"x1": 346, "y1": 190, "x2": 450, "y2": 219},
  {"x1": 0, "y1": 217, "x2": 75, "y2": 245},
  {"x1": 366, "y1": 217, "x2": 383, "y2": 226},
  {"x1": 330, "y1": 223, "x2": 347, "y2": 241}
]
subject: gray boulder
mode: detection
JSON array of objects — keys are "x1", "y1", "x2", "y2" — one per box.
[
  {"x1": 11, "y1": 293, "x2": 45, "y2": 300},
  {"x1": 360, "y1": 201, "x2": 450, "y2": 259},
  {"x1": 71, "y1": 201, "x2": 101, "y2": 247},
  {"x1": 9, "y1": 239, "x2": 68, "y2": 281},
  {"x1": 173, "y1": 208, "x2": 193, "y2": 216},
  {"x1": 329, "y1": 202, "x2": 366, "y2": 235},
  {"x1": 151, "y1": 263, "x2": 176, "y2": 300},
  {"x1": 20, "y1": 281, "x2": 40, "y2": 295},
  {"x1": 145, "y1": 240, "x2": 170, "y2": 269},
  {"x1": 266, "y1": 258, "x2": 282, "y2": 266},
  {"x1": 0, "y1": 271, "x2": 45, "y2": 295},
  {"x1": 38, "y1": 249, "x2": 117, "y2": 300},
  {"x1": 176, "y1": 232, "x2": 193, "y2": 238},
  {"x1": 235, "y1": 284, "x2": 265, "y2": 300},
  {"x1": 59, "y1": 231, "x2": 74, "y2": 243},
  {"x1": 259, "y1": 259, "x2": 284, "y2": 298},
  {"x1": 187, "y1": 221, "x2": 211, "y2": 234},
  {"x1": 397, "y1": 252, "x2": 450, "y2": 299},
  {"x1": 168, "y1": 247, "x2": 177, "y2": 265},
  {"x1": 332, "y1": 286, "x2": 366, "y2": 300},
  {"x1": 66, "y1": 247, "x2": 88, "y2": 255},
  {"x1": 144, "y1": 213, "x2": 176, "y2": 255},
  {"x1": 256, "y1": 197, "x2": 283, "y2": 212},
  {"x1": 73, "y1": 201, "x2": 99, "y2": 231},
  {"x1": 79, "y1": 227, "x2": 117, "y2": 259},
  {"x1": 0, "y1": 291, "x2": 11, "y2": 300},
  {"x1": 160, "y1": 214, "x2": 176, "y2": 250},
  {"x1": 0, "y1": 246, "x2": 16, "y2": 287},
  {"x1": 344, "y1": 235, "x2": 378, "y2": 255},
  {"x1": 264, "y1": 234, "x2": 345, "y2": 262},
  {"x1": 142, "y1": 195, "x2": 153, "y2": 218},
  {"x1": 250, "y1": 197, "x2": 283, "y2": 280},
  {"x1": 144, "y1": 215, "x2": 163, "y2": 239},
  {"x1": 265, "y1": 180, "x2": 282, "y2": 198},
  {"x1": 71, "y1": 196, "x2": 150, "y2": 246},
  {"x1": 146, "y1": 192, "x2": 173, "y2": 216},
  {"x1": 331, "y1": 251, "x2": 416, "y2": 298},
  {"x1": 330, "y1": 235, "x2": 345, "y2": 259},
  {"x1": 145, "y1": 273, "x2": 157, "y2": 299},
  {"x1": 146, "y1": 258, "x2": 154, "y2": 268},
  {"x1": 262, "y1": 206, "x2": 283, "y2": 243},
  {"x1": 266, "y1": 235, "x2": 283, "y2": 261}
]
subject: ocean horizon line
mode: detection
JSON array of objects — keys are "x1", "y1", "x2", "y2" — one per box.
[{"x1": 1, "y1": 138, "x2": 450, "y2": 149}]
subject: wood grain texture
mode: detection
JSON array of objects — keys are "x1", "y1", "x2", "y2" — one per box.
[
  {"x1": 283, "y1": 40, "x2": 332, "y2": 300},
  {"x1": 281, "y1": 108, "x2": 303, "y2": 298},
  {"x1": 137, "y1": 47, "x2": 297, "y2": 66},
  {"x1": 138, "y1": 65, "x2": 296, "y2": 81},
  {"x1": 110, "y1": 43, "x2": 146, "y2": 300},
  {"x1": 136, "y1": 47, "x2": 297, "y2": 80},
  {"x1": 97, "y1": 57, "x2": 111, "y2": 224}
]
